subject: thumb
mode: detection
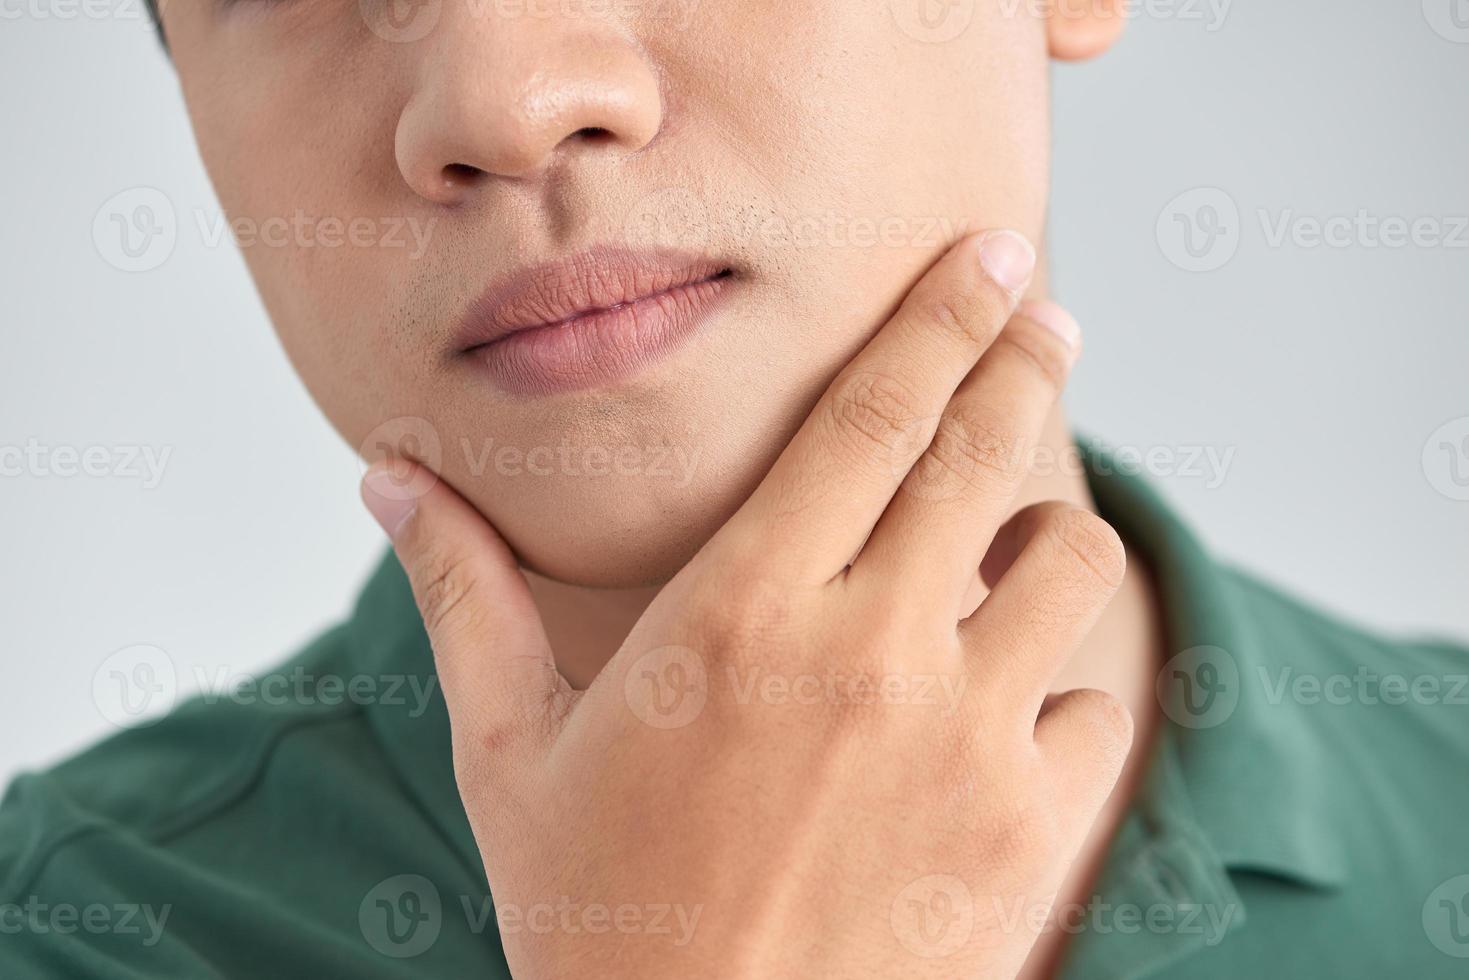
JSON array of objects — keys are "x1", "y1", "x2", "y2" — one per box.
[{"x1": 361, "y1": 458, "x2": 566, "y2": 766}]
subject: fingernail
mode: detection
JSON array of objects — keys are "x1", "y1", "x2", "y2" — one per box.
[
  {"x1": 361, "y1": 460, "x2": 419, "y2": 540},
  {"x1": 1019, "y1": 299, "x2": 1082, "y2": 350},
  {"x1": 977, "y1": 230, "x2": 1036, "y2": 296}
]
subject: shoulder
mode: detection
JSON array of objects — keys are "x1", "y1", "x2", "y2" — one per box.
[
  {"x1": 0, "y1": 623, "x2": 399, "y2": 975},
  {"x1": 1222, "y1": 564, "x2": 1469, "y2": 741}
]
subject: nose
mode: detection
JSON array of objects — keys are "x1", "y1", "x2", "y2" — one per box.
[{"x1": 395, "y1": 12, "x2": 663, "y2": 203}]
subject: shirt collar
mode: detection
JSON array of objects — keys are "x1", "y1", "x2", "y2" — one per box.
[{"x1": 1082, "y1": 438, "x2": 1350, "y2": 890}]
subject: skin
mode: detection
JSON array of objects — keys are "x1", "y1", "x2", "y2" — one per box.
[
  {"x1": 155, "y1": 0, "x2": 1158, "y2": 974},
  {"x1": 366, "y1": 232, "x2": 1136, "y2": 977}
]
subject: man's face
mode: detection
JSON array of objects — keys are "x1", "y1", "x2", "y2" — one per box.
[{"x1": 160, "y1": 0, "x2": 1060, "y2": 588}]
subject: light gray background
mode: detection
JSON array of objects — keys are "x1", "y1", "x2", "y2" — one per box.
[{"x1": 2, "y1": 1, "x2": 1466, "y2": 785}]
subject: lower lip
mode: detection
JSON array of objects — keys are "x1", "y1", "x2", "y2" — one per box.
[{"x1": 469, "y1": 273, "x2": 732, "y2": 396}]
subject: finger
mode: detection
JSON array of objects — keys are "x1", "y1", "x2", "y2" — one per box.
[
  {"x1": 959, "y1": 501, "x2": 1127, "y2": 719},
  {"x1": 361, "y1": 459, "x2": 569, "y2": 772},
  {"x1": 719, "y1": 229, "x2": 1036, "y2": 583},
  {"x1": 854, "y1": 301, "x2": 1081, "y2": 617},
  {"x1": 1034, "y1": 688, "x2": 1134, "y2": 836}
]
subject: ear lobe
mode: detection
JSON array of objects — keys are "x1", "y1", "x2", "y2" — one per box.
[{"x1": 1045, "y1": 0, "x2": 1128, "y2": 62}]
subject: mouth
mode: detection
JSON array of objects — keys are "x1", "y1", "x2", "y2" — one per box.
[{"x1": 457, "y1": 247, "x2": 736, "y2": 396}]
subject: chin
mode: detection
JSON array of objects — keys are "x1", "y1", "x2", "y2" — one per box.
[{"x1": 468, "y1": 472, "x2": 753, "y2": 590}]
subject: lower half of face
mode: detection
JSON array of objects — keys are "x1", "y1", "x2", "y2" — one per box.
[{"x1": 168, "y1": 0, "x2": 1051, "y2": 588}]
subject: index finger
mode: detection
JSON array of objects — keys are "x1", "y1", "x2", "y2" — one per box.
[{"x1": 719, "y1": 229, "x2": 1035, "y2": 583}]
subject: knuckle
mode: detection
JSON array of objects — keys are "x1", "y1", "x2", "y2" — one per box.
[
  {"x1": 411, "y1": 546, "x2": 482, "y2": 637},
  {"x1": 824, "y1": 370, "x2": 926, "y2": 458},
  {"x1": 696, "y1": 567, "x2": 801, "y2": 654},
  {"x1": 995, "y1": 318, "x2": 1073, "y2": 391},
  {"x1": 1044, "y1": 509, "x2": 1128, "y2": 591},
  {"x1": 913, "y1": 285, "x2": 1006, "y2": 351},
  {"x1": 1063, "y1": 689, "x2": 1136, "y2": 761},
  {"x1": 926, "y1": 407, "x2": 1026, "y2": 489}
]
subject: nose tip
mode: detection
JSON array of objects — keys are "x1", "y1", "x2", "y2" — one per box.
[{"x1": 395, "y1": 26, "x2": 664, "y2": 203}]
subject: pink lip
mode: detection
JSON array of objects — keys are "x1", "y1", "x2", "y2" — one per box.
[{"x1": 457, "y1": 247, "x2": 735, "y2": 396}]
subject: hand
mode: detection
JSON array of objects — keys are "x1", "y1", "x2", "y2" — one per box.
[{"x1": 362, "y1": 230, "x2": 1133, "y2": 979}]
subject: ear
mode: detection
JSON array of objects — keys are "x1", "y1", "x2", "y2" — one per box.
[{"x1": 1046, "y1": 0, "x2": 1128, "y2": 62}]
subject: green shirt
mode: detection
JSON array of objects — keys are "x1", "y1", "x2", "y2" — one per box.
[{"x1": 3, "y1": 449, "x2": 1467, "y2": 978}]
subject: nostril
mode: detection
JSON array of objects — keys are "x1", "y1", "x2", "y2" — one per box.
[
  {"x1": 442, "y1": 163, "x2": 485, "y2": 189},
  {"x1": 571, "y1": 126, "x2": 614, "y2": 144}
]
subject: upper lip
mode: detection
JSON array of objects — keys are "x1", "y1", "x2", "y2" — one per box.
[{"x1": 457, "y1": 247, "x2": 734, "y2": 352}]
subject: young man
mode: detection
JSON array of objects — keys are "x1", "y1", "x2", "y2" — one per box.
[{"x1": 3, "y1": 1, "x2": 1466, "y2": 977}]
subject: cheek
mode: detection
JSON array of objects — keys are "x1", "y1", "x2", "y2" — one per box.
[{"x1": 173, "y1": 23, "x2": 429, "y2": 441}]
